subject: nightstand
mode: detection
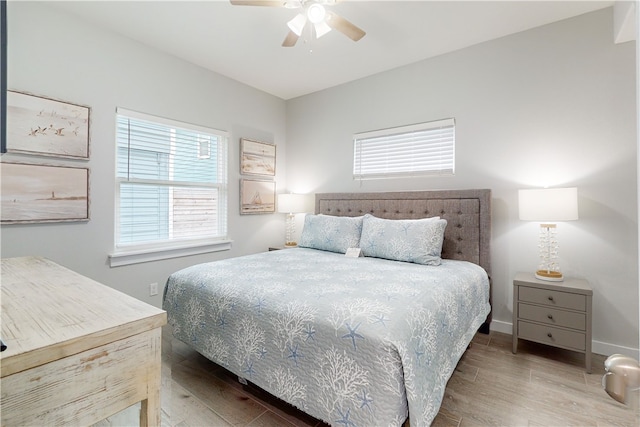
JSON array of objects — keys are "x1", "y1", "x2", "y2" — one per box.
[{"x1": 512, "y1": 272, "x2": 593, "y2": 373}]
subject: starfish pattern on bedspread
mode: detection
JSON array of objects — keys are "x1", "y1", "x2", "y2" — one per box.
[
  {"x1": 335, "y1": 407, "x2": 356, "y2": 427},
  {"x1": 342, "y1": 322, "x2": 364, "y2": 350},
  {"x1": 287, "y1": 343, "x2": 304, "y2": 366}
]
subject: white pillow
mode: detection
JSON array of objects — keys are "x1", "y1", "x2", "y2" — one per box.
[
  {"x1": 298, "y1": 214, "x2": 363, "y2": 254},
  {"x1": 359, "y1": 214, "x2": 447, "y2": 265}
]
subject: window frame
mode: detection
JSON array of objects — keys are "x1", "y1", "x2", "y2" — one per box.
[
  {"x1": 109, "y1": 108, "x2": 231, "y2": 267},
  {"x1": 353, "y1": 118, "x2": 455, "y2": 180}
]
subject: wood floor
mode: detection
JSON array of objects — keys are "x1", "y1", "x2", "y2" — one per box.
[{"x1": 100, "y1": 328, "x2": 639, "y2": 426}]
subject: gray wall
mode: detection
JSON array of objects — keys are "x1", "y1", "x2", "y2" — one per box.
[
  {"x1": 3, "y1": 2, "x2": 288, "y2": 306},
  {"x1": 3, "y1": 4, "x2": 638, "y2": 355},
  {"x1": 285, "y1": 8, "x2": 638, "y2": 355}
]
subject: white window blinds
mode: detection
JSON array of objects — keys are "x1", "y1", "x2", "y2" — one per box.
[
  {"x1": 353, "y1": 118, "x2": 455, "y2": 179},
  {"x1": 116, "y1": 108, "x2": 228, "y2": 248}
]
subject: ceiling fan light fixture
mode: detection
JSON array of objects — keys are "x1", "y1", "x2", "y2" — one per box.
[
  {"x1": 287, "y1": 13, "x2": 307, "y2": 36},
  {"x1": 283, "y1": 0, "x2": 302, "y2": 8},
  {"x1": 307, "y1": 3, "x2": 326, "y2": 24},
  {"x1": 229, "y1": 0, "x2": 366, "y2": 47},
  {"x1": 314, "y1": 20, "x2": 331, "y2": 38}
]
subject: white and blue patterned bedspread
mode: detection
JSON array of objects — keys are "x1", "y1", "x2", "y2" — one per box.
[{"x1": 163, "y1": 248, "x2": 490, "y2": 426}]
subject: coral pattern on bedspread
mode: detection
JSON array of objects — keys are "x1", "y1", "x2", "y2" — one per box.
[{"x1": 163, "y1": 248, "x2": 490, "y2": 427}]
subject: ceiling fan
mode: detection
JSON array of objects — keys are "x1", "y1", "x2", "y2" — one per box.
[{"x1": 230, "y1": 0, "x2": 366, "y2": 47}]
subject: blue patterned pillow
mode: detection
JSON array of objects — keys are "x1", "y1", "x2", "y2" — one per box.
[
  {"x1": 359, "y1": 214, "x2": 447, "y2": 265},
  {"x1": 299, "y1": 214, "x2": 364, "y2": 254}
]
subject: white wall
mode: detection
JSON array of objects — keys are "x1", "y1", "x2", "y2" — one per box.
[
  {"x1": 2, "y1": 2, "x2": 288, "y2": 306},
  {"x1": 286, "y1": 8, "x2": 639, "y2": 355}
]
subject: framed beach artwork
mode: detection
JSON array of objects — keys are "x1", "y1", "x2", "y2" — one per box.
[
  {"x1": 240, "y1": 179, "x2": 275, "y2": 215},
  {"x1": 1, "y1": 162, "x2": 89, "y2": 224},
  {"x1": 6, "y1": 91, "x2": 90, "y2": 159},
  {"x1": 240, "y1": 138, "x2": 276, "y2": 177}
]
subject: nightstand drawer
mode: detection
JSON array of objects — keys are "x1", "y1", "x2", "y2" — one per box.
[
  {"x1": 518, "y1": 303, "x2": 586, "y2": 330},
  {"x1": 519, "y1": 286, "x2": 586, "y2": 311},
  {"x1": 518, "y1": 321, "x2": 586, "y2": 351}
]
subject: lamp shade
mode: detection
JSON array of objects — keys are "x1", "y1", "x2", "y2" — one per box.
[
  {"x1": 314, "y1": 20, "x2": 332, "y2": 38},
  {"x1": 518, "y1": 187, "x2": 578, "y2": 221},
  {"x1": 287, "y1": 13, "x2": 307, "y2": 36},
  {"x1": 278, "y1": 193, "x2": 307, "y2": 214}
]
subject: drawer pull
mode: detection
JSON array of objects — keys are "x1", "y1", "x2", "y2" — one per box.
[
  {"x1": 547, "y1": 332, "x2": 553, "y2": 338},
  {"x1": 547, "y1": 296, "x2": 554, "y2": 302},
  {"x1": 547, "y1": 314, "x2": 554, "y2": 320}
]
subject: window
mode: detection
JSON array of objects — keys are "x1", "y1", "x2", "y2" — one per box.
[
  {"x1": 353, "y1": 118, "x2": 455, "y2": 179},
  {"x1": 111, "y1": 108, "x2": 228, "y2": 266}
]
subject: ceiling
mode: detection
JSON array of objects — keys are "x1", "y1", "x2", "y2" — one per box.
[{"x1": 49, "y1": 1, "x2": 614, "y2": 100}]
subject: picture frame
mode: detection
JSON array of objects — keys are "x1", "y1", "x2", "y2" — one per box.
[
  {"x1": 240, "y1": 138, "x2": 276, "y2": 177},
  {"x1": 1, "y1": 162, "x2": 90, "y2": 224},
  {"x1": 240, "y1": 179, "x2": 275, "y2": 215},
  {"x1": 6, "y1": 90, "x2": 90, "y2": 159}
]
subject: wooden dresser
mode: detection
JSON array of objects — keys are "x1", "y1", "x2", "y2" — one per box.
[
  {"x1": 512, "y1": 272, "x2": 593, "y2": 373},
  {"x1": 0, "y1": 256, "x2": 167, "y2": 426}
]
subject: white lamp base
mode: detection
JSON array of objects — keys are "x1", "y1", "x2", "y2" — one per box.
[
  {"x1": 536, "y1": 223, "x2": 564, "y2": 282},
  {"x1": 535, "y1": 269, "x2": 564, "y2": 282},
  {"x1": 284, "y1": 213, "x2": 296, "y2": 246}
]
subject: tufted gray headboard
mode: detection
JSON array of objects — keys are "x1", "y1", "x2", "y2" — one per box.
[{"x1": 315, "y1": 189, "x2": 492, "y2": 330}]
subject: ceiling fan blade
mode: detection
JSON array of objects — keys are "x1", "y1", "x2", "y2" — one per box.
[
  {"x1": 326, "y1": 11, "x2": 365, "y2": 41},
  {"x1": 230, "y1": 1, "x2": 286, "y2": 6},
  {"x1": 282, "y1": 30, "x2": 300, "y2": 47}
]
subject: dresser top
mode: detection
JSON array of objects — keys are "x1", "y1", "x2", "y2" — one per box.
[
  {"x1": 1, "y1": 256, "x2": 166, "y2": 377},
  {"x1": 514, "y1": 271, "x2": 592, "y2": 295}
]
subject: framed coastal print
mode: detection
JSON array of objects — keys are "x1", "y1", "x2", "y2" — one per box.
[
  {"x1": 240, "y1": 179, "x2": 275, "y2": 215},
  {"x1": 240, "y1": 138, "x2": 275, "y2": 177},
  {"x1": 6, "y1": 91, "x2": 90, "y2": 159},
  {"x1": 1, "y1": 162, "x2": 89, "y2": 223}
]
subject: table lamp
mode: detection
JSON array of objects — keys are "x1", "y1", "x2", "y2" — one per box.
[
  {"x1": 518, "y1": 187, "x2": 578, "y2": 281},
  {"x1": 277, "y1": 193, "x2": 307, "y2": 246}
]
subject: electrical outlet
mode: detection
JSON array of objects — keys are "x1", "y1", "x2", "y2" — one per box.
[{"x1": 149, "y1": 282, "x2": 158, "y2": 296}]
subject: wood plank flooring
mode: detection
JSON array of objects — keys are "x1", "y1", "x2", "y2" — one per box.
[{"x1": 99, "y1": 327, "x2": 639, "y2": 426}]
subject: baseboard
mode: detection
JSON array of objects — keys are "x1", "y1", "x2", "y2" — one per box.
[{"x1": 490, "y1": 319, "x2": 640, "y2": 360}]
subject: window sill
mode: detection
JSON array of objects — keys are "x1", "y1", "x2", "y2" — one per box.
[{"x1": 109, "y1": 239, "x2": 232, "y2": 267}]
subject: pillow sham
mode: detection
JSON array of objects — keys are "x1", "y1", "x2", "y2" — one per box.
[
  {"x1": 359, "y1": 214, "x2": 447, "y2": 265},
  {"x1": 298, "y1": 214, "x2": 364, "y2": 254}
]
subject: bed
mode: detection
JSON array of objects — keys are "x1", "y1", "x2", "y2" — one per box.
[{"x1": 163, "y1": 189, "x2": 491, "y2": 426}]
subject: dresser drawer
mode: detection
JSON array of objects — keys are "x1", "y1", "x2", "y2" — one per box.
[
  {"x1": 518, "y1": 321, "x2": 586, "y2": 351},
  {"x1": 518, "y1": 303, "x2": 586, "y2": 330},
  {"x1": 518, "y1": 286, "x2": 586, "y2": 311}
]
